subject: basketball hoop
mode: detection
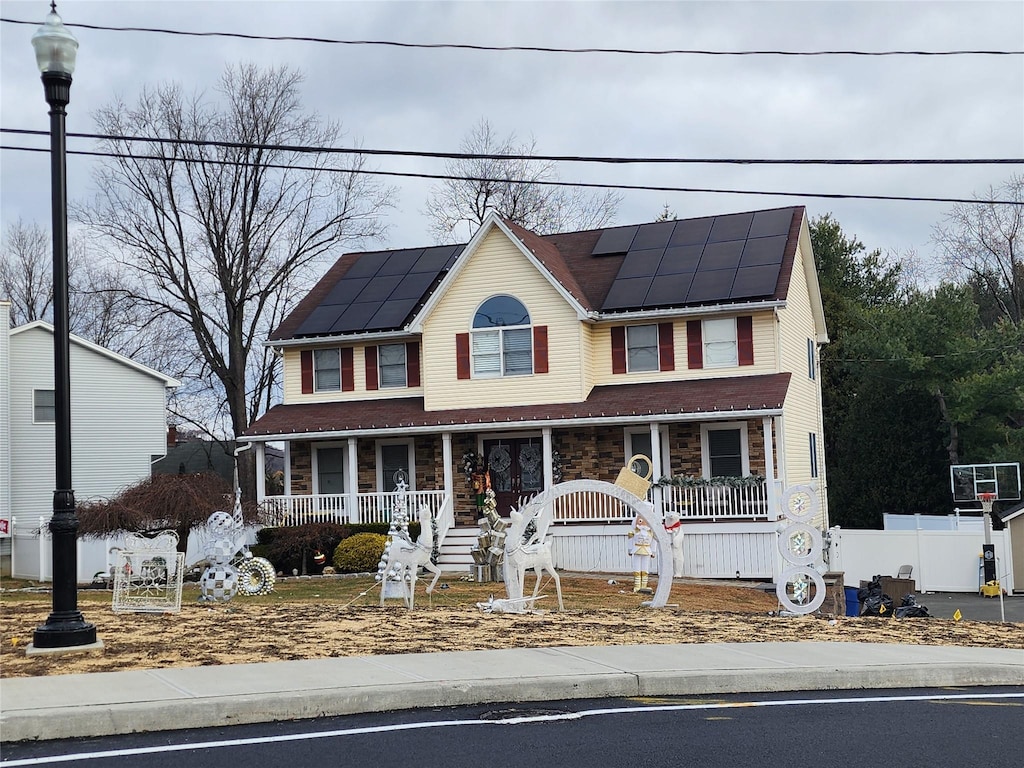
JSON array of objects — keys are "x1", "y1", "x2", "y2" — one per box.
[{"x1": 977, "y1": 492, "x2": 997, "y2": 513}]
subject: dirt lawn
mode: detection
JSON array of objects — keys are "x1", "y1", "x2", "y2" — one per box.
[{"x1": 2, "y1": 574, "x2": 1020, "y2": 679}]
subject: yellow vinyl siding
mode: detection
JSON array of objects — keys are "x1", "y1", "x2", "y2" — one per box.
[
  {"x1": 422, "y1": 228, "x2": 586, "y2": 410},
  {"x1": 591, "y1": 313, "x2": 776, "y2": 386},
  {"x1": 282, "y1": 345, "x2": 425, "y2": 405}
]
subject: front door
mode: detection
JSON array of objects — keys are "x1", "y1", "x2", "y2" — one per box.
[{"x1": 484, "y1": 437, "x2": 544, "y2": 516}]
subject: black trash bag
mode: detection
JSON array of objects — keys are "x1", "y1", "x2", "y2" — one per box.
[
  {"x1": 895, "y1": 593, "x2": 931, "y2": 618},
  {"x1": 858, "y1": 575, "x2": 895, "y2": 618}
]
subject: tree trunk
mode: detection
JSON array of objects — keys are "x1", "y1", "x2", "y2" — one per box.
[{"x1": 935, "y1": 387, "x2": 960, "y2": 464}]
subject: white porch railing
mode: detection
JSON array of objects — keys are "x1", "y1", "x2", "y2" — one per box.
[
  {"x1": 661, "y1": 483, "x2": 771, "y2": 521},
  {"x1": 260, "y1": 490, "x2": 449, "y2": 527}
]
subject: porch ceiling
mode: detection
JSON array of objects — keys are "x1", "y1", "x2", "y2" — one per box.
[{"x1": 243, "y1": 373, "x2": 792, "y2": 440}]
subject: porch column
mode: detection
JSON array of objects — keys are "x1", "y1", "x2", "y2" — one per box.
[
  {"x1": 283, "y1": 442, "x2": 292, "y2": 495},
  {"x1": 347, "y1": 437, "x2": 358, "y2": 524},
  {"x1": 762, "y1": 416, "x2": 777, "y2": 520},
  {"x1": 254, "y1": 442, "x2": 266, "y2": 503},
  {"x1": 649, "y1": 422, "x2": 663, "y2": 518},
  {"x1": 542, "y1": 427, "x2": 553, "y2": 489},
  {"x1": 442, "y1": 431, "x2": 453, "y2": 505}
]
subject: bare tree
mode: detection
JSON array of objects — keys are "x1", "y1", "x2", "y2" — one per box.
[
  {"x1": 424, "y1": 119, "x2": 621, "y2": 243},
  {"x1": 76, "y1": 63, "x2": 394, "y2": 493},
  {"x1": 933, "y1": 174, "x2": 1024, "y2": 325},
  {"x1": 1, "y1": 218, "x2": 53, "y2": 325}
]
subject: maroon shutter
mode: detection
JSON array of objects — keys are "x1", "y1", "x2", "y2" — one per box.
[
  {"x1": 406, "y1": 341, "x2": 421, "y2": 387},
  {"x1": 456, "y1": 333, "x2": 471, "y2": 380},
  {"x1": 340, "y1": 347, "x2": 354, "y2": 391},
  {"x1": 533, "y1": 325, "x2": 549, "y2": 374},
  {"x1": 611, "y1": 326, "x2": 626, "y2": 374},
  {"x1": 301, "y1": 350, "x2": 313, "y2": 393},
  {"x1": 658, "y1": 322, "x2": 675, "y2": 371},
  {"x1": 737, "y1": 316, "x2": 754, "y2": 366},
  {"x1": 365, "y1": 346, "x2": 379, "y2": 390},
  {"x1": 687, "y1": 320, "x2": 703, "y2": 369}
]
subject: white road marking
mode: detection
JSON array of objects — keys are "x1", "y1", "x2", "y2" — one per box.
[{"x1": 3, "y1": 691, "x2": 1023, "y2": 766}]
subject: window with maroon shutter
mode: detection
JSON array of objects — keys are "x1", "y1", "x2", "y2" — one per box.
[
  {"x1": 365, "y1": 346, "x2": 379, "y2": 390},
  {"x1": 341, "y1": 347, "x2": 354, "y2": 391},
  {"x1": 532, "y1": 326, "x2": 548, "y2": 374},
  {"x1": 737, "y1": 316, "x2": 754, "y2": 366},
  {"x1": 301, "y1": 350, "x2": 314, "y2": 393},
  {"x1": 658, "y1": 322, "x2": 675, "y2": 371},
  {"x1": 687, "y1": 321, "x2": 703, "y2": 369},
  {"x1": 406, "y1": 341, "x2": 421, "y2": 387},
  {"x1": 456, "y1": 333, "x2": 471, "y2": 379},
  {"x1": 611, "y1": 326, "x2": 627, "y2": 374}
]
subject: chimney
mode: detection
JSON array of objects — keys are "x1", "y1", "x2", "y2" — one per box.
[{"x1": 167, "y1": 425, "x2": 177, "y2": 448}]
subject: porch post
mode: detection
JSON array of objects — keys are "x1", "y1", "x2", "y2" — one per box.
[
  {"x1": 542, "y1": 427, "x2": 553, "y2": 489},
  {"x1": 283, "y1": 442, "x2": 292, "y2": 494},
  {"x1": 347, "y1": 437, "x2": 358, "y2": 524},
  {"x1": 254, "y1": 442, "x2": 266, "y2": 504},
  {"x1": 762, "y1": 416, "x2": 777, "y2": 519},
  {"x1": 442, "y1": 431, "x2": 453, "y2": 510},
  {"x1": 649, "y1": 422, "x2": 663, "y2": 519}
]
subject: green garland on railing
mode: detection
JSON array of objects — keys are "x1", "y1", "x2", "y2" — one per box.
[{"x1": 656, "y1": 474, "x2": 766, "y2": 488}]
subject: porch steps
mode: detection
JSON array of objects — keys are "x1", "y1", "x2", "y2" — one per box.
[{"x1": 438, "y1": 526, "x2": 479, "y2": 570}]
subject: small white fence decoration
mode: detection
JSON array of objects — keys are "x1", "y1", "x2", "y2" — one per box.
[{"x1": 112, "y1": 531, "x2": 185, "y2": 614}]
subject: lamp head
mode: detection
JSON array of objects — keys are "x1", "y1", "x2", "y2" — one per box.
[{"x1": 31, "y1": 3, "x2": 78, "y2": 76}]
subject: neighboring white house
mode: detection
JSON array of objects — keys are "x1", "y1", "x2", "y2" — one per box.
[{"x1": 0, "y1": 300, "x2": 179, "y2": 576}]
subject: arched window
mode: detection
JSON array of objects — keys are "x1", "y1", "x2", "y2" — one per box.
[{"x1": 471, "y1": 295, "x2": 533, "y2": 377}]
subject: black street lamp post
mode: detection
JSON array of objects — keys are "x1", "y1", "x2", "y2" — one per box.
[{"x1": 30, "y1": 2, "x2": 98, "y2": 650}]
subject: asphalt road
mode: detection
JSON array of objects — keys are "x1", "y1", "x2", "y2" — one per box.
[{"x1": 3, "y1": 688, "x2": 1022, "y2": 768}]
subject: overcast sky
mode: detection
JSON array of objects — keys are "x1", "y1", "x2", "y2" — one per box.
[{"x1": 2, "y1": 0, "x2": 1022, "y2": 270}]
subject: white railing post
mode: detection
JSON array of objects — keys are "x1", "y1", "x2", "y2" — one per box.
[{"x1": 347, "y1": 437, "x2": 358, "y2": 524}]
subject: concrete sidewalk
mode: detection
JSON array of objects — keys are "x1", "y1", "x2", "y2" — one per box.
[{"x1": 2, "y1": 642, "x2": 1022, "y2": 743}]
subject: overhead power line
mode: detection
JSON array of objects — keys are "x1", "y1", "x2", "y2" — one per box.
[
  {"x1": 3, "y1": 142, "x2": 1021, "y2": 206},
  {"x1": 3, "y1": 128, "x2": 1021, "y2": 167},
  {"x1": 2, "y1": 17, "x2": 1021, "y2": 56}
]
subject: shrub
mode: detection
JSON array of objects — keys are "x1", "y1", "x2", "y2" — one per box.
[
  {"x1": 262, "y1": 523, "x2": 349, "y2": 575},
  {"x1": 333, "y1": 533, "x2": 387, "y2": 574}
]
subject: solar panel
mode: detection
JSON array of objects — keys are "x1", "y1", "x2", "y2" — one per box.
[
  {"x1": 295, "y1": 305, "x2": 346, "y2": 336},
  {"x1": 630, "y1": 220, "x2": 676, "y2": 250},
  {"x1": 321, "y1": 277, "x2": 370, "y2": 306},
  {"x1": 413, "y1": 244, "x2": 463, "y2": 273},
  {"x1": 331, "y1": 301, "x2": 384, "y2": 332},
  {"x1": 390, "y1": 271, "x2": 437, "y2": 300},
  {"x1": 657, "y1": 244, "x2": 704, "y2": 275},
  {"x1": 668, "y1": 217, "x2": 714, "y2": 247},
  {"x1": 740, "y1": 235, "x2": 788, "y2": 267},
  {"x1": 592, "y1": 225, "x2": 638, "y2": 255},
  {"x1": 358, "y1": 274, "x2": 404, "y2": 302},
  {"x1": 698, "y1": 240, "x2": 744, "y2": 271},
  {"x1": 686, "y1": 269, "x2": 735, "y2": 303},
  {"x1": 615, "y1": 248, "x2": 665, "y2": 279},
  {"x1": 341, "y1": 250, "x2": 391, "y2": 279},
  {"x1": 731, "y1": 264, "x2": 782, "y2": 298},
  {"x1": 707, "y1": 213, "x2": 753, "y2": 243},
  {"x1": 377, "y1": 248, "x2": 423, "y2": 276},
  {"x1": 366, "y1": 298, "x2": 419, "y2": 330},
  {"x1": 602, "y1": 276, "x2": 655, "y2": 309},
  {"x1": 643, "y1": 272, "x2": 695, "y2": 307},
  {"x1": 748, "y1": 208, "x2": 795, "y2": 239}
]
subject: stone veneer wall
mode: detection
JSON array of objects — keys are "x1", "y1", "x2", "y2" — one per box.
[{"x1": 289, "y1": 442, "x2": 312, "y2": 494}]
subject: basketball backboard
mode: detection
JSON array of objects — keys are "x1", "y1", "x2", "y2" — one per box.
[{"x1": 950, "y1": 463, "x2": 1021, "y2": 503}]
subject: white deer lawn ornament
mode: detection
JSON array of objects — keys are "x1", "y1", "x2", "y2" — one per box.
[
  {"x1": 503, "y1": 508, "x2": 563, "y2": 612},
  {"x1": 379, "y1": 504, "x2": 443, "y2": 609}
]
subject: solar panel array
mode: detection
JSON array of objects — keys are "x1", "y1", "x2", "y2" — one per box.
[
  {"x1": 599, "y1": 208, "x2": 795, "y2": 311},
  {"x1": 295, "y1": 245, "x2": 463, "y2": 336}
]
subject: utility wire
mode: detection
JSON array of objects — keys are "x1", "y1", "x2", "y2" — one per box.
[
  {"x1": 3, "y1": 143, "x2": 1021, "y2": 205},
  {"x1": 3, "y1": 128, "x2": 1021, "y2": 167},
  {"x1": 2, "y1": 17, "x2": 1021, "y2": 56}
]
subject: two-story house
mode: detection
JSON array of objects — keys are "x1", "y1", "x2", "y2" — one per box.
[{"x1": 243, "y1": 206, "x2": 829, "y2": 579}]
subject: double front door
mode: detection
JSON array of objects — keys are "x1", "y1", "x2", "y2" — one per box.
[{"x1": 483, "y1": 437, "x2": 544, "y2": 516}]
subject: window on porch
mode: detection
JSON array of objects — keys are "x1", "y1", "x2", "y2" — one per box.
[
  {"x1": 315, "y1": 446, "x2": 346, "y2": 494},
  {"x1": 701, "y1": 423, "x2": 749, "y2": 478},
  {"x1": 378, "y1": 440, "x2": 414, "y2": 492}
]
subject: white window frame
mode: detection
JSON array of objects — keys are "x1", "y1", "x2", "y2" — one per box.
[
  {"x1": 471, "y1": 295, "x2": 533, "y2": 378},
  {"x1": 33, "y1": 388, "x2": 55, "y2": 423},
  {"x1": 313, "y1": 348, "x2": 341, "y2": 392},
  {"x1": 378, "y1": 343, "x2": 408, "y2": 389},
  {"x1": 807, "y1": 338, "x2": 816, "y2": 380},
  {"x1": 809, "y1": 433, "x2": 819, "y2": 479},
  {"x1": 312, "y1": 442, "x2": 347, "y2": 495},
  {"x1": 700, "y1": 421, "x2": 750, "y2": 478},
  {"x1": 376, "y1": 439, "x2": 416, "y2": 492},
  {"x1": 626, "y1": 324, "x2": 659, "y2": 373},
  {"x1": 703, "y1": 317, "x2": 737, "y2": 368}
]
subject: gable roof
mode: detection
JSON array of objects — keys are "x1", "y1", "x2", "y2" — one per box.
[
  {"x1": 9, "y1": 321, "x2": 180, "y2": 387},
  {"x1": 272, "y1": 205, "x2": 807, "y2": 344}
]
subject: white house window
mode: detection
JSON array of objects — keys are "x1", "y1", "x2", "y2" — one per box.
[
  {"x1": 313, "y1": 348, "x2": 341, "y2": 392},
  {"x1": 378, "y1": 344, "x2": 407, "y2": 388},
  {"x1": 472, "y1": 295, "x2": 533, "y2": 377},
  {"x1": 701, "y1": 422, "x2": 750, "y2": 478},
  {"x1": 809, "y1": 433, "x2": 819, "y2": 479},
  {"x1": 626, "y1": 325, "x2": 659, "y2": 372},
  {"x1": 33, "y1": 389, "x2": 55, "y2": 423},
  {"x1": 378, "y1": 440, "x2": 415, "y2": 492},
  {"x1": 807, "y1": 338, "x2": 816, "y2": 380},
  {"x1": 703, "y1": 318, "x2": 737, "y2": 367},
  {"x1": 314, "y1": 445, "x2": 346, "y2": 494}
]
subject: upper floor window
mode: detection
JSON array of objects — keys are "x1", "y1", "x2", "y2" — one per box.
[
  {"x1": 626, "y1": 325, "x2": 659, "y2": 372},
  {"x1": 703, "y1": 318, "x2": 737, "y2": 367},
  {"x1": 611, "y1": 323, "x2": 674, "y2": 374},
  {"x1": 34, "y1": 389, "x2": 55, "y2": 423},
  {"x1": 314, "y1": 349, "x2": 341, "y2": 391},
  {"x1": 378, "y1": 344, "x2": 407, "y2": 388},
  {"x1": 807, "y1": 338, "x2": 816, "y2": 380},
  {"x1": 471, "y1": 295, "x2": 532, "y2": 377},
  {"x1": 686, "y1": 316, "x2": 754, "y2": 369}
]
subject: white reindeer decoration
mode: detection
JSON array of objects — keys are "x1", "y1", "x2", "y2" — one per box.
[
  {"x1": 380, "y1": 504, "x2": 443, "y2": 609},
  {"x1": 502, "y1": 506, "x2": 563, "y2": 612}
]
